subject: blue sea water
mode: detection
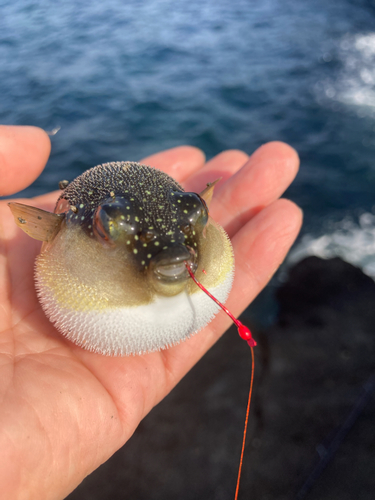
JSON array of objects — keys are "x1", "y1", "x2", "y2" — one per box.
[
  {"x1": 2, "y1": 0, "x2": 375, "y2": 300},
  {"x1": 1, "y1": 0, "x2": 375, "y2": 228},
  {"x1": 3, "y1": 0, "x2": 375, "y2": 322}
]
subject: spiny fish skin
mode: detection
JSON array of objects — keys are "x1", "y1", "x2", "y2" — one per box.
[{"x1": 8, "y1": 162, "x2": 234, "y2": 356}]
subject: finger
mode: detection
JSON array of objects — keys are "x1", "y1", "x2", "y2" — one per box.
[
  {"x1": 226, "y1": 199, "x2": 303, "y2": 316},
  {"x1": 0, "y1": 126, "x2": 51, "y2": 196},
  {"x1": 140, "y1": 145, "x2": 206, "y2": 183},
  {"x1": 31, "y1": 191, "x2": 60, "y2": 211},
  {"x1": 210, "y1": 142, "x2": 300, "y2": 237},
  {"x1": 183, "y1": 150, "x2": 249, "y2": 193}
]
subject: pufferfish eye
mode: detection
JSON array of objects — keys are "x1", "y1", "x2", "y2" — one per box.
[
  {"x1": 174, "y1": 192, "x2": 209, "y2": 228},
  {"x1": 94, "y1": 198, "x2": 138, "y2": 243}
]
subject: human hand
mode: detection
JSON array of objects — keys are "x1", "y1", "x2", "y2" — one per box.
[{"x1": 0, "y1": 125, "x2": 302, "y2": 499}]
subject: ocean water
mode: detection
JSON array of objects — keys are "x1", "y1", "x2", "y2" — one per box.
[
  {"x1": 3, "y1": 0, "x2": 375, "y2": 323},
  {"x1": 2, "y1": 0, "x2": 375, "y2": 271},
  {"x1": 2, "y1": 0, "x2": 375, "y2": 280},
  {"x1": 1, "y1": 2, "x2": 374, "y2": 184}
]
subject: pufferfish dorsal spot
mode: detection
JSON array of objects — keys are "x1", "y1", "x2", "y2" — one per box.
[
  {"x1": 8, "y1": 202, "x2": 64, "y2": 242},
  {"x1": 9, "y1": 161, "x2": 234, "y2": 356}
]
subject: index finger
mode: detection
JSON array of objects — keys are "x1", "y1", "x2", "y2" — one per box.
[
  {"x1": 210, "y1": 142, "x2": 300, "y2": 236},
  {"x1": 140, "y1": 145, "x2": 206, "y2": 183}
]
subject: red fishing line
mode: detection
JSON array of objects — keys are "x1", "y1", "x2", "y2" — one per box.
[
  {"x1": 184, "y1": 262, "x2": 256, "y2": 499},
  {"x1": 184, "y1": 263, "x2": 256, "y2": 347},
  {"x1": 234, "y1": 345, "x2": 255, "y2": 500}
]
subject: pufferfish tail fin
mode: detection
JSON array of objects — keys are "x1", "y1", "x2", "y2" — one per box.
[{"x1": 8, "y1": 202, "x2": 64, "y2": 242}]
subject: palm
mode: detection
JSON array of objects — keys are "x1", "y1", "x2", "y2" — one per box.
[{"x1": 0, "y1": 126, "x2": 301, "y2": 500}]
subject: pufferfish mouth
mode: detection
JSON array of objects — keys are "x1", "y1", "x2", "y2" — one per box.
[
  {"x1": 150, "y1": 244, "x2": 197, "y2": 284},
  {"x1": 157, "y1": 262, "x2": 187, "y2": 279}
]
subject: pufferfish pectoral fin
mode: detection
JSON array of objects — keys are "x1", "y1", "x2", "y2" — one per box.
[
  {"x1": 199, "y1": 178, "x2": 221, "y2": 209},
  {"x1": 8, "y1": 202, "x2": 64, "y2": 242}
]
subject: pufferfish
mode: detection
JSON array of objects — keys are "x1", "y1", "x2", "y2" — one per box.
[{"x1": 9, "y1": 162, "x2": 234, "y2": 356}]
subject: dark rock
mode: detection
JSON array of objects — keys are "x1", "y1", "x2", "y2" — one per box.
[{"x1": 277, "y1": 256, "x2": 375, "y2": 330}]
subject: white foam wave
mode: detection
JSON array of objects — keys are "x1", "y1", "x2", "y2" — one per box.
[
  {"x1": 318, "y1": 33, "x2": 375, "y2": 114},
  {"x1": 288, "y1": 213, "x2": 375, "y2": 279}
]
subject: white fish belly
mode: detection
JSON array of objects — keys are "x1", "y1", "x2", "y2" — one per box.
[{"x1": 36, "y1": 270, "x2": 234, "y2": 356}]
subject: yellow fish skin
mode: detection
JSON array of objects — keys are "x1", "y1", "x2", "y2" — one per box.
[{"x1": 9, "y1": 161, "x2": 234, "y2": 356}]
